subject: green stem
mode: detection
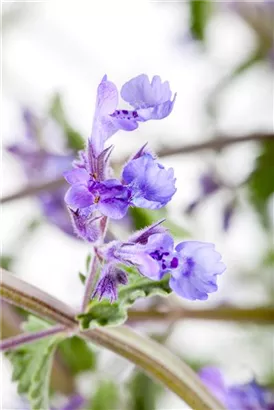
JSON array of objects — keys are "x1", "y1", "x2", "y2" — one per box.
[{"x1": 0, "y1": 268, "x2": 225, "y2": 410}]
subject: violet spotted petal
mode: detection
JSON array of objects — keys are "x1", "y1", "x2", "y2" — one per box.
[{"x1": 170, "y1": 241, "x2": 226, "y2": 300}]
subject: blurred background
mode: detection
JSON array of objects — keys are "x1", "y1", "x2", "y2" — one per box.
[{"x1": 1, "y1": 0, "x2": 273, "y2": 409}]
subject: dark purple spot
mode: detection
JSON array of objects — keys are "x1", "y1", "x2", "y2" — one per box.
[
  {"x1": 170, "y1": 257, "x2": 178, "y2": 269},
  {"x1": 183, "y1": 257, "x2": 195, "y2": 277},
  {"x1": 150, "y1": 250, "x2": 162, "y2": 261},
  {"x1": 132, "y1": 111, "x2": 138, "y2": 118},
  {"x1": 127, "y1": 117, "x2": 130, "y2": 120},
  {"x1": 163, "y1": 252, "x2": 169, "y2": 256},
  {"x1": 162, "y1": 263, "x2": 167, "y2": 270},
  {"x1": 116, "y1": 110, "x2": 120, "y2": 115},
  {"x1": 122, "y1": 110, "x2": 128, "y2": 115}
]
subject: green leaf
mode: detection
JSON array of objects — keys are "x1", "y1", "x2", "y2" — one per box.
[
  {"x1": 49, "y1": 94, "x2": 85, "y2": 151},
  {"x1": 129, "y1": 207, "x2": 189, "y2": 238},
  {"x1": 77, "y1": 276, "x2": 171, "y2": 329},
  {"x1": 5, "y1": 316, "x2": 63, "y2": 410},
  {"x1": 189, "y1": 0, "x2": 212, "y2": 42},
  {"x1": 91, "y1": 380, "x2": 119, "y2": 410},
  {"x1": 248, "y1": 141, "x2": 274, "y2": 226},
  {"x1": 58, "y1": 336, "x2": 96, "y2": 375},
  {"x1": 128, "y1": 371, "x2": 162, "y2": 410}
]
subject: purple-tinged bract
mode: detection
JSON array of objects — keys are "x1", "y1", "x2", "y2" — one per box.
[{"x1": 93, "y1": 264, "x2": 128, "y2": 302}]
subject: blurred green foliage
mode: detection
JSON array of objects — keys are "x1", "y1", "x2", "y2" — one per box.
[
  {"x1": 248, "y1": 141, "x2": 274, "y2": 227},
  {"x1": 128, "y1": 371, "x2": 162, "y2": 410},
  {"x1": 5, "y1": 316, "x2": 63, "y2": 410},
  {"x1": 189, "y1": 0, "x2": 212, "y2": 42},
  {"x1": 49, "y1": 94, "x2": 85, "y2": 151},
  {"x1": 58, "y1": 336, "x2": 97, "y2": 375},
  {"x1": 90, "y1": 380, "x2": 119, "y2": 410}
]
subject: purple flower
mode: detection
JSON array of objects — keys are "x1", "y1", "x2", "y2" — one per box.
[
  {"x1": 199, "y1": 367, "x2": 273, "y2": 410},
  {"x1": 199, "y1": 367, "x2": 228, "y2": 406},
  {"x1": 59, "y1": 394, "x2": 86, "y2": 410},
  {"x1": 186, "y1": 170, "x2": 221, "y2": 214},
  {"x1": 122, "y1": 153, "x2": 176, "y2": 209},
  {"x1": 7, "y1": 109, "x2": 75, "y2": 236},
  {"x1": 93, "y1": 264, "x2": 128, "y2": 302},
  {"x1": 120, "y1": 74, "x2": 176, "y2": 121},
  {"x1": 64, "y1": 168, "x2": 131, "y2": 219},
  {"x1": 169, "y1": 241, "x2": 225, "y2": 300},
  {"x1": 90, "y1": 74, "x2": 176, "y2": 156},
  {"x1": 100, "y1": 222, "x2": 225, "y2": 301}
]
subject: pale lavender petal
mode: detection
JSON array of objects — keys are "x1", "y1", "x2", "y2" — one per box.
[
  {"x1": 63, "y1": 168, "x2": 90, "y2": 185},
  {"x1": 65, "y1": 184, "x2": 94, "y2": 208}
]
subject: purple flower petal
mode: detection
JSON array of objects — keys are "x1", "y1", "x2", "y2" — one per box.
[
  {"x1": 170, "y1": 241, "x2": 225, "y2": 301},
  {"x1": 65, "y1": 184, "x2": 94, "y2": 208},
  {"x1": 63, "y1": 168, "x2": 90, "y2": 185},
  {"x1": 121, "y1": 74, "x2": 172, "y2": 109},
  {"x1": 123, "y1": 153, "x2": 176, "y2": 209}
]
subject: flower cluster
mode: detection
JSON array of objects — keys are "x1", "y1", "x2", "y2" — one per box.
[
  {"x1": 94, "y1": 221, "x2": 225, "y2": 301},
  {"x1": 199, "y1": 367, "x2": 274, "y2": 410},
  {"x1": 7, "y1": 109, "x2": 74, "y2": 236},
  {"x1": 64, "y1": 74, "x2": 176, "y2": 241},
  {"x1": 63, "y1": 73, "x2": 225, "y2": 301}
]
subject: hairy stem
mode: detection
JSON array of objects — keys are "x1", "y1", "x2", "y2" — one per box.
[
  {"x1": 0, "y1": 268, "x2": 225, "y2": 410},
  {"x1": 0, "y1": 324, "x2": 66, "y2": 352},
  {"x1": 81, "y1": 256, "x2": 99, "y2": 312},
  {"x1": 1, "y1": 133, "x2": 273, "y2": 205}
]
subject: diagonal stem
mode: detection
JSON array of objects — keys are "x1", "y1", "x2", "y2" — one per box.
[
  {"x1": 0, "y1": 268, "x2": 225, "y2": 410},
  {"x1": 0, "y1": 324, "x2": 67, "y2": 352}
]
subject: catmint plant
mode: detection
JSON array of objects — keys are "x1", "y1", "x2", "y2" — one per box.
[{"x1": 62, "y1": 73, "x2": 225, "y2": 304}]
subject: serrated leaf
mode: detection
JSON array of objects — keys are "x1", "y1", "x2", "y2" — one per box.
[
  {"x1": 49, "y1": 94, "x2": 85, "y2": 151},
  {"x1": 77, "y1": 276, "x2": 171, "y2": 329},
  {"x1": 248, "y1": 141, "x2": 274, "y2": 226},
  {"x1": 91, "y1": 380, "x2": 119, "y2": 410},
  {"x1": 58, "y1": 336, "x2": 97, "y2": 375},
  {"x1": 5, "y1": 316, "x2": 63, "y2": 410},
  {"x1": 128, "y1": 371, "x2": 162, "y2": 410}
]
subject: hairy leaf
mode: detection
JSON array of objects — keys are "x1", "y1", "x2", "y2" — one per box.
[
  {"x1": 77, "y1": 276, "x2": 171, "y2": 329},
  {"x1": 248, "y1": 141, "x2": 274, "y2": 226},
  {"x1": 5, "y1": 316, "x2": 63, "y2": 410}
]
